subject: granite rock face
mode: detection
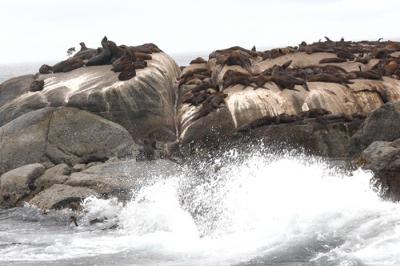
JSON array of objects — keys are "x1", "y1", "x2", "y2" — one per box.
[
  {"x1": 0, "y1": 53, "x2": 180, "y2": 141},
  {"x1": 360, "y1": 139, "x2": 400, "y2": 201},
  {"x1": 348, "y1": 102, "x2": 400, "y2": 157},
  {"x1": 0, "y1": 107, "x2": 135, "y2": 175},
  {"x1": 178, "y1": 47, "x2": 400, "y2": 154},
  {"x1": 2, "y1": 39, "x2": 400, "y2": 207},
  {"x1": 29, "y1": 184, "x2": 98, "y2": 210},
  {"x1": 0, "y1": 163, "x2": 45, "y2": 207},
  {"x1": 66, "y1": 159, "x2": 181, "y2": 196}
]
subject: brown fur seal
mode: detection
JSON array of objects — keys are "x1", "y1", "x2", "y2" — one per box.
[
  {"x1": 191, "y1": 81, "x2": 215, "y2": 94},
  {"x1": 185, "y1": 78, "x2": 202, "y2": 85},
  {"x1": 30, "y1": 80, "x2": 45, "y2": 92},
  {"x1": 249, "y1": 75, "x2": 270, "y2": 88},
  {"x1": 209, "y1": 46, "x2": 257, "y2": 59},
  {"x1": 108, "y1": 40, "x2": 125, "y2": 63},
  {"x1": 133, "y1": 60, "x2": 147, "y2": 69},
  {"x1": 39, "y1": 64, "x2": 52, "y2": 74},
  {"x1": 112, "y1": 51, "x2": 133, "y2": 72},
  {"x1": 281, "y1": 60, "x2": 292, "y2": 70},
  {"x1": 190, "y1": 92, "x2": 210, "y2": 106},
  {"x1": 86, "y1": 36, "x2": 112, "y2": 66},
  {"x1": 134, "y1": 52, "x2": 152, "y2": 61},
  {"x1": 351, "y1": 68, "x2": 382, "y2": 80},
  {"x1": 385, "y1": 60, "x2": 399, "y2": 75},
  {"x1": 307, "y1": 73, "x2": 353, "y2": 86},
  {"x1": 271, "y1": 66, "x2": 309, "y2": 91},
  {"x1": 319, "y1": 58, "x2": 347, "y2": 64},
  {"x1": 336, "y1": 49, "x2": 355, "y2": 60},
  {"x1": 142, "y1": 43, "x2": 162, "y2": 53},
  {"x1": 79, "y1": 42, "x2": 88, "y2": 51},
  {"x1": 118, "y1": 67, "x2": 136, "y2": 81},
  {"x1": 52, "y1": 57, "x2": 84, "y2": 73},
  {"x1": 190, "y1": 57, "x2": 207, "y2": 64},
  {"x1": 179, "y1": 68, "x2": 211, "y2": 85},
  {"x1": 73, "y1": 43, "x2": 97, "y2": 60},
  {"x1": 208, "y1": 92, "x2": 228, "y2": 108},
  {"x1": 226, "y1": 51, "x2": 251, "y2": 68},
  {"x1": 222, "y1": 70, "x2": 253, "y2": 89}
]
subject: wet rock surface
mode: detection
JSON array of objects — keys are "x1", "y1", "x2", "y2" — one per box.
[
  {"x1": 348, "y1": 102, "x2": 400, "y2": 157},
  {"x1": 360, "y1": 139, "x2": 400, "y2": 201},
  {"x1": 2, "y1": 38, "x2": 400, "y2": 207},
  {"x1": 0, "y1": 164, "x2": 45, "y2": 207},
  {"x1": 29, "y1": 184, "x2": 98, "y2": 210}
]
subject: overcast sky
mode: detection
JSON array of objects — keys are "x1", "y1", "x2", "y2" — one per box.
[{"x1": 0, "y1": 0, "x2": 399, "y2": 64}]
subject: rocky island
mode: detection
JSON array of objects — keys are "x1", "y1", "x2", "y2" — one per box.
[{"x1": 2, "y1": 37, "x2": 400, "y2": 210}]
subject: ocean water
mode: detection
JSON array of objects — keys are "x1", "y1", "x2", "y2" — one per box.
[
  {"x1": 0, "y1": 63, "x2": 44, "y2": 83},
  {"x1": 0, "y1": 148, "x2": 399, "y2": 266}
]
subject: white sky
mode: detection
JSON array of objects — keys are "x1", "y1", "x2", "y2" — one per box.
[{"x1": 0, "y1": 0, "x2": 399, "y2": 64}]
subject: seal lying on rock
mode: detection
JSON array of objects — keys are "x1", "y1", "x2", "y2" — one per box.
[
  {"x1": 217, "y1": 50, "x2": 252, "y2": 70},
  {"x1": 86, "y1": 36, "x2": 112, "y2": 66},
  {"x1": 188, "y1": 92, "x2": 228, "y2": 123},
  {"x1": 190, "y1": 57, "x2": 207, "y2": 64},
  {"x1": 73, "y1": 42, "x2": 98, "y2": 60},
  {"x1": 30, "y1": 80, "x2": 45, "y2": 92},
  {"x1": 39, "y1": 64, "x2": 52, "y2": 74},
  {"x1": 222, "y1": 70, "x2": 254, "y2": 89},
  {"x1": 52, "y1": 57, "x2": 85, "y2": 73}
]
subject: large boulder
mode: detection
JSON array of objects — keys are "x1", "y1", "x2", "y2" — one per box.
[
  {"x1": 348, "y1": 102, "x2": 400, "y2": 156},
  {"x1": 34, "y1": 163, "x2": 72, "y2": 192},
  {"x1": 0, "y1": 163, "x2": 45, "y2": 207},
  {"x1": 66, "y1": 159, "x2": 181, "y2": 197},
  {"x1": 0, "y1": 107, "x2": 135, "y2": 175},
  {"x1": 29, "y1": 184, "x2": 98, "y2": 210},
  {"x1": 0, "y1": 53, "x2": 180, "y2": 141},
  {"x1": 360, "y1": 139, "x2": 400, "y2": 201},
  {"x1": 178, "y1": 53, "x2": 400, "y2": 151},
  {"x1": 0, "y1": 75, "x2": 35, "y2": 107}
]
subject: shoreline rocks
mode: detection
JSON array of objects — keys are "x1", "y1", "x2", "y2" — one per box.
[{"x1": 2, "y1": 38, "x2": 400, "y2": 209}]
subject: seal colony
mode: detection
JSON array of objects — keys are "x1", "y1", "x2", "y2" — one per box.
[
  {"x1": 32, "y1": 36, "x2": 162, "y2": 91},
  {"x1": 3, "y1": 36, "x2": 400, "y2": 213},
  {"x1": 178, "y1": 37, "x2": 400, "y2": 125}
]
